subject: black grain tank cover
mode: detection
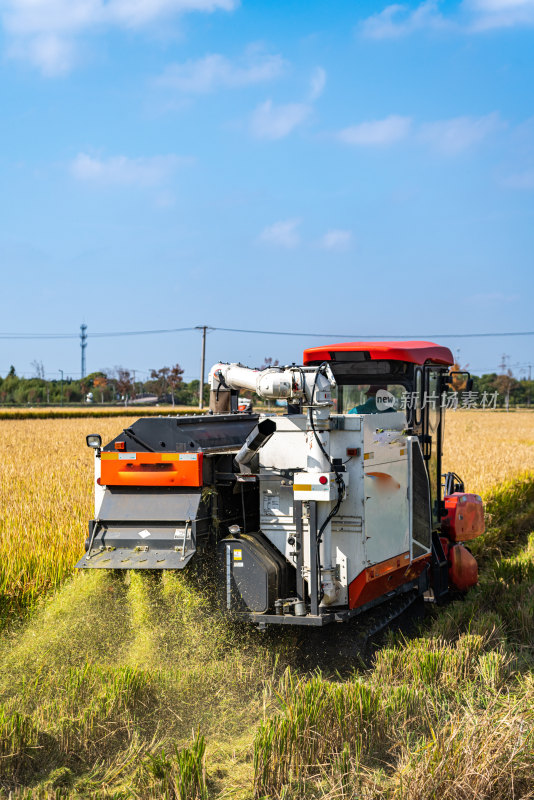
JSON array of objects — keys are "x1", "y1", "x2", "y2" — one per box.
[
  {"x1": 218, "y1": 534, "x2": 290, "y2": 614},
  {"x1": 102, "y1": 413, "x2": 259, "y2": 453}
]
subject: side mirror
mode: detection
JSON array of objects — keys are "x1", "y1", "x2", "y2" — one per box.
[{"x1": 448, "y1": 370, "x2": 472, "y2": 392}]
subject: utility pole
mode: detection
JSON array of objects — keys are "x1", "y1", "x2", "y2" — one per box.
[
  {"x1": 80, "y1": 324, "x2": 88, "y2": 379},
  {"x1": 499, "y1": 354, "x2": 511, "y2": 412},
  {"x1": 59, "y1": 369, "x2": 64, "y2": 406},
  {"x1": 196, "y1": 325, "x2": 209, "y2": 410}
]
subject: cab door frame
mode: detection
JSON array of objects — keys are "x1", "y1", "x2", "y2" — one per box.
[{"x1": 422, "y1": 364, "x2": 446, "y2": 528}]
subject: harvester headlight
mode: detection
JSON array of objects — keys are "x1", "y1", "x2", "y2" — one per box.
[{"x1": 86, "y1": 434, "x2": 102, "y2": 450}]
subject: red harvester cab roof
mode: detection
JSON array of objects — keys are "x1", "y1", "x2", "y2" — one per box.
[{"x1": 303, "y1": 340, "x2": 454, "y2": 367}]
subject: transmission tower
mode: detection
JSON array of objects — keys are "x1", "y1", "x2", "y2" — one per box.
[{"x1": 80, "y1": 324, "x2": 88, "y2": 378}]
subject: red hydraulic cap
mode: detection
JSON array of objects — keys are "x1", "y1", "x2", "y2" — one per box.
[
  {"x1": 448, "y1": 544, "x2": 478, "y2": 591},
  {"x1": 442, "y1": 493, "x2": 485, "y2": 542},
  {"x1": 303, "y1": 340, "x2": 454, "y2": 366}
]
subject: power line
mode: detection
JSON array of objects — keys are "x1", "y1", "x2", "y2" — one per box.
[
  {"x1": 0, "y1": 333, "x2": 78, "y2": 340},
  {"x1": 0, "y1": 327, "x2": 197, "y2": 340},
  {"x1": 90, "y1": 327, "x2": 198, "y2": 338},
  {"x1": 215, "y1": 327, "x2": 534, "y2": 339},
  {"x1": 2, "y1": 326, "x2": 534, "y2": 341}
]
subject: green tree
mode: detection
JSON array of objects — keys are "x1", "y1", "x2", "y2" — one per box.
[
  {"x1": 115, "y1": 368, "x2": 133, "y2": 406},
  {"x1": 168, "y1": 364, "x2": 184, "y2": 407},
  {"x1": 149, "y1": 367, "x2": 170, "y2": 400}
]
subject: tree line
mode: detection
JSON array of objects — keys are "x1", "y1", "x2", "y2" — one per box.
[
  {"x1": 0, "y1": 364, "x2": 209, "y2": 406},
  {"x1": 0, "y1": 361, "x2": 532, "y2": 408}
]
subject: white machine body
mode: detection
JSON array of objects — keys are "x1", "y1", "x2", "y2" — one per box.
[
  {"x1": 257, "y1": 411, "x2": 429, "y2": 608},
  {"x1": 210, "y1": 361, "x2": 432, "y2": 611}
]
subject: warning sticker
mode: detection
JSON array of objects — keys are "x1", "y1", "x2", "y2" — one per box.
[
  {"x1": 119, "y1": 453, "x2": 136, "y2": 460},
  {"x1": 233, "y1": 549, "x2": 243, "y2": 561},
  {"x1": 263, "y1": 494, "x2": 280, "y2": 513},
  {"x1": 179, "y1": 453, "x2": 198, "y2": 461}
]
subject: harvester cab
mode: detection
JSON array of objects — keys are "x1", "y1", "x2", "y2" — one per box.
[{"x1": 77, "y1": 340, "x2": 485, "y2": 629}]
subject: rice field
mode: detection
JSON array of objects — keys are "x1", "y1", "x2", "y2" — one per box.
[
  {"x1": 0, "y1": 409, "x2": 533, "y2": 798},
  {"x1": 0, "y1": 406, "x2": 199, "y2": 420},
  {"x1": 443, "y1": 410, "x2": 534, "y2": 494},
  {"x1": 1, "y1": 417, "x2": 123, "y2": 619},
  {"x1": 1, "y1": 409, "x2": 532, "y2": 618}
]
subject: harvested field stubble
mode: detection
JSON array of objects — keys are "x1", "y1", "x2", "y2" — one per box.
[
  {"x1": 0, "y1": 568, "x2": 276, "y2": 798},
  {"x1": 253, "y1": 653, "x2": 534, "y2": 800},
  {"x1": 0, "y1": 413, "x2": 533, "y2": 798}
]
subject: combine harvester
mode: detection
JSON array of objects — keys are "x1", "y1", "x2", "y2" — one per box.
[{"x1": 78, "y1": 341, "x2": 484, "y2": 632}]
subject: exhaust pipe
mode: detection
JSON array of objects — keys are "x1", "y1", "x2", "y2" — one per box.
[{"x1": 234, "y1": 418, "x2": 276, "y2": 472}]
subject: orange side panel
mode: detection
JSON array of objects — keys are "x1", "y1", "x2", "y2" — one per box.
[
  {"x1": 448, "y1": 544, "x2": 478, "y2": 591},
  {"x1": 348, "y1": 552, "x2": 430, "y2": 610},
  {"x1": 99, "y1": 452, "x2": 203, "y2": 487}
]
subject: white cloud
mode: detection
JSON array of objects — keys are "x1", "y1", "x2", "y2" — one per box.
[
  {"x1": 157, "y1": 48, "x2": 286, "y2": 93},
  {"x1": 259, "y1": 220, "x2": 352, "y2": 250},
  {"x1": 249, "y1": 66, "x2": 325, "y2": 140},
  {"x1": 8, "y1": 31, "x2": 76, "y2": 76},
  {"x1": 418, "y1": 112, "x2": 502, "y2": 154},
  {"x1": 308, "y1": 66, "x2": 326, "y2": 101},
  {"x1": 466, "y1": 0, "x2": 534, "y2": 30},
  {"x1": 473, "y1": 291, "x2": 519, "y2": 303},
  {"x1": 361, "y1": 1, "x2": 450, "y2": 38},
  {"x1": 360, "y1": 0, "x2": 534, "y2": 38},
  {"x1": 104, "y1": 0, "x2": 236, "y2": 27},
  {"x1": 336, "y1": 112, "x2": 502, "y2": 153},
  {"x1": 70, "y1": 153, "x2": 185, "y2": 186},
  {"x1": 338, "y1": 115, "x2": 412, "y2": 146},
  {"x1": 250, "y1": 100, "x2": 311, "y2": 140},
  {"x1": 503, "y1": 169, "x2": 534, "y2": 189},
  {"x1": 319, "y1": 229, "x2": 352, "y2": 251},
  {"x1": 259, "y1": 218, "x2": 301, "y2": 248},
  {"x1": 1, "y1": 0, "x2": 237, "y2": 75}
]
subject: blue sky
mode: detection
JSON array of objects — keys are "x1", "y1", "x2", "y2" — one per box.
[{"x1": 1, "y1": 0, "x2": 533, "y2": 382}]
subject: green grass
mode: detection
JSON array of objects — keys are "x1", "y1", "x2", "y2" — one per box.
[{"x1": 0, "y1": 477, "x2": 533, "y2": 799}]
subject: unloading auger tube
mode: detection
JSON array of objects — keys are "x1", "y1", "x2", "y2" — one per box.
[{"x1": 78, "y1": 341, "x2": 485, "y2": 631}]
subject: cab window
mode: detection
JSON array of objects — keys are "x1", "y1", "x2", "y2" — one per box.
[{"x1": 334, "y1": 384, "x2": 407, "y2": 414}]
